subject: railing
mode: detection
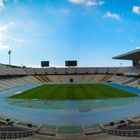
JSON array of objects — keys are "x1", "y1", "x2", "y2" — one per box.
[
  {"x1": 124, "y1": 72, "x2": 140, "y2": 76},
  {"x1": 108, "y1": 129, "x2": 140, "y2": 137},
  {"x1": 0, "y1": 130, "x2": 33, "y2": 139}
]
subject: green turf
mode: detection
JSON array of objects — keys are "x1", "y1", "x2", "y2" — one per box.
[{"x1": 9, "y1": 84, "x2": 137, "y2": 99}]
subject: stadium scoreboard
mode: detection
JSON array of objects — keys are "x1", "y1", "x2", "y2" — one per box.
[
  {"x1": 41, "y1": 61, "x2": 49, "y2": 67},
  {"x1": 65, "y1": 60, "x2": 77, "y2": 66}
]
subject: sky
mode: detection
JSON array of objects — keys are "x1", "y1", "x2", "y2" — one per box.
[{"x1": 0, "y1": 0, "x2": 140, "y2": 67}]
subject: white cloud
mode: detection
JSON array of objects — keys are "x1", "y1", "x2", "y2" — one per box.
[
  {"x1": 0, "y1": 22, "x2": 13, "y2": 41},
  {"x1": 0, "y1": 22, "x2": 15, "y2": 49},
  {"x1": 68, "y1": 0, "x2": 104, "y2": 6},
  {"x1": 0, "y1": 0, "x2": 4, "y2": 11},
  {"x1": 0, "y1": 22, "x2": 15, "y2": 41},
  {"x1": 62, "y1": 8, "x2": 69, "y2": 15},
  {"x1": 0, "y1": 25, "x2": 8, "y2": 41},
  {"x1": 0, "y1": 25, "x2": 8, "y2": 31},
  {"x1": 0, "y1": 42, "x2": 9, "y2": 49},
  {"x1": 104, "y1": 11, "x2": 120, "y2": 20},
  {"x1": 130, "y1": 39, "x2": 134, "y2": 43},
  {"x1": 18, "y1": 38, "x2": 24, "y2": 42},
  {"x1": 0, "y1": 33, "x2": 5, "y2": 41},
  {"x1": 132, "y1": 6, "x2": 140, "y2": 15},
  {"x1": 130, "y1": 38, "x2": 137, "y2": 43},
  {"x1": 136, "y1": 46, "x2": 140, "y2": 49}
]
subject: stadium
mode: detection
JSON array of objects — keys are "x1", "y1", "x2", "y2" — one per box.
[
  {"x1": 0, "y1": 49, "x2": 139, "y2": 139},
  {"x1": 1, "y1": 0, "x2": 140, "y2": 140}
]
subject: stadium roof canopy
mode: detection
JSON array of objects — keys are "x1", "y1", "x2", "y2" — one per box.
[{"x1": 113, "y1": 49, "x2": 140, "y2": 60}]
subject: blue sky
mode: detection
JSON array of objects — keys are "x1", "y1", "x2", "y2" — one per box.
[{"x1": 0, "y1": 0, "x2": 140, "y2": 67}]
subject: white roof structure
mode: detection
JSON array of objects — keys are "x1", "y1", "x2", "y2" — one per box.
[{"x1": 113, "y1": 49, "x2": 140, "y2": 60}]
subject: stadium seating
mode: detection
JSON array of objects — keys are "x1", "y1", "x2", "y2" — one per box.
[
  {"x1": 0, "y1": 64, "x2": 140, "y2": 138},
  {"x1": 0, "y1": 64, "x2": 139, "y2": 91}
]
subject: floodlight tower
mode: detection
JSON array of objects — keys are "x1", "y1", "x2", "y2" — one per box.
[{"x1": 8, "y1": 50, "x2": 11, "y2": 65}]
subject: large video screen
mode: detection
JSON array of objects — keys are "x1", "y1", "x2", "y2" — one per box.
[
  {"x1": 65, "y1": 60, "x2": 77, "y2": 66},
  {"x1": 41, "y1": 61, "x2": 49, "y2": 67}
]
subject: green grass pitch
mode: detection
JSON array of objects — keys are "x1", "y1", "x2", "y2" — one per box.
[{"x1": 9, "y1": 84, "x2": 137, "y2": 100}]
